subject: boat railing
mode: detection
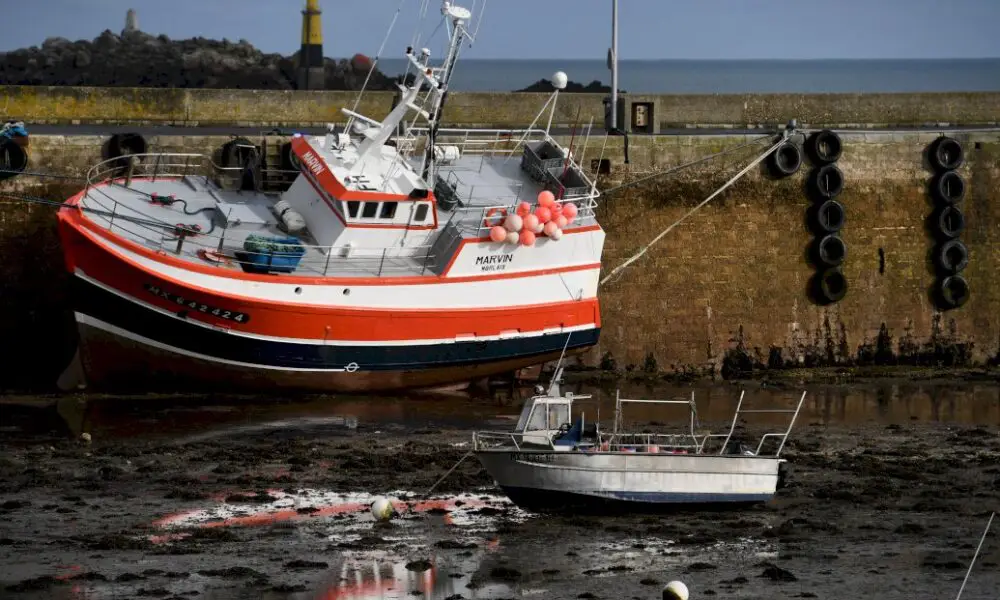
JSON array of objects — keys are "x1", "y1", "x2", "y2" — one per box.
[
  {"x1": 472, "y1": 431, "x2": 556, "y2": 452},
  {"x1": 696, "y1": 390, "x2": 808, "y2": 458},
  {"x1": 84, "y1": 152, "x2": 297, "y2": 195},
  {"x1": 79, "y1": 183, "x2": 439, "y2": 277}
]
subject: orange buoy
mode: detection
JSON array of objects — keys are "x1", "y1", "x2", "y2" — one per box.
[
  {"x1": 537, "y1": 190, "x2": 555, "y2": 207},
  {"x1": 543, "y1": 221, "x2": 558, "y2": 237},
  {"x1": 516, "y1": 201, "x2": 531, "y2": 217},
  {"x1": 562, "y1": 203, "x2": 578, "y2": 219},
  {"x1": 534, "y1": 206, "x2": 552, "y2": 223},
  {"x1": 522, "y1": 214, "x2": 539, "y2": 232},
  {"x1": 519, "y1": 230, "x2": 536, "y2": 246},
  {"x1": 554, "y1": 215, "x2": 568, "y2": 228},
  {"x1": 550, "y1": 201, "x2": 563, "y2": 216},
  {"x1": 489, "y1": 225, "x2": 506, "y2": 242}
]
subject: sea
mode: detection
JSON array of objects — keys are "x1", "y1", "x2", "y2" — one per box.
[{"x1": 376, "y1": 58, "x2": 1000, "y2": 93}]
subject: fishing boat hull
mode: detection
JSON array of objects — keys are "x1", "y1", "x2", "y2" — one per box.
[
  {"x1": 55, "y1": 196, "x2": 602, "y2": 394},
  {"x1": 476, "y1": 450, "x2": 784, "y2": 513}
]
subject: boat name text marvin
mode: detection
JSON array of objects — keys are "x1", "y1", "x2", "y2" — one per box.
[
  {"x1": 301, "y1": 151, "x2": 325, "y2": 177},
  {"x1": 144, "y1": 283, "x2": 251, "y2": 323},
  {"x1": 475, "y1": 253, "x2": 513, "y2": 272}
]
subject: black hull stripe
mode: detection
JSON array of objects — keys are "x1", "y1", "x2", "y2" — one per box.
[{"x1": 72, "y1": 276, "x2": 600, "y2": 371}]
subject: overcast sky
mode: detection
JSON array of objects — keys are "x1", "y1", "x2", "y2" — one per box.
[{"x1": 2, "y1": 0, "x2": 998, "y2": 60}]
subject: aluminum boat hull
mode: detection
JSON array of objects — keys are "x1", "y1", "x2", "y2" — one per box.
[{"x1": 476, "y1": 450, "x2": 784, "y2": 513}]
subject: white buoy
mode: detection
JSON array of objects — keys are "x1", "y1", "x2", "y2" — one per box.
[
  {"x1": 552, "y1": 71, "x2": 568, "y2": 90},
  {"x1": 662, "y1": 581, "x2": 689, "y2": 600},
  {"x1": 371, "y1": 497, "x2": 393, "y2": 522}
]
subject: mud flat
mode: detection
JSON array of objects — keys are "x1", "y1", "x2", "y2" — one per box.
[{"x1": 0, "y1": 388, "x2": 999, "y2": 600}]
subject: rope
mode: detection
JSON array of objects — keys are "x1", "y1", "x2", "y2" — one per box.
[
  {"x1": 955, "y1": 511, "x2": 995, "y2": 600},
  {"x1": 424, "y1": 450, "x2": 473, "y2": 497},
  {"x1": 351, "y1": 0, "x2": 408, "y2": 114},
  {"x1": 0, "y1": 191, "x2": 210, "y2": 236},
  {"x1": 0, "y1": 168, "x2": 87, "y2": 181},
  {"x1": 599, "y1": 136, "x2": 787, "y2": 286},
  {"x1": 600, "y1": 134, "x2": 774, "y2": 196}
]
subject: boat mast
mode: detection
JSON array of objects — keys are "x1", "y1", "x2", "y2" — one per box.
[{"x1": 419, "y1": 2, "x2": 473, "y2": 186}]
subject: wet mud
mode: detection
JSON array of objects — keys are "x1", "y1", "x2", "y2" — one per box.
[{"x1": 1, "y1": 389, "x2": 999, "y2": 599}]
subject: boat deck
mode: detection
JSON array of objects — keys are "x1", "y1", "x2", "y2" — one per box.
[
  {"x1": 78, "y1": 177, "x2": 438, "y2": 278},
  {"x1": 72, "y1": 133, "x2": 599, "y2": 280}
]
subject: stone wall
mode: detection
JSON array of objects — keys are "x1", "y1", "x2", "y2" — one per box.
[
  {"x1": 3, "y1": 85, "x2": 1000, "y2": 128},
  {"x1": 1, "y1": 130, "x2": 999, "y2": 390}
]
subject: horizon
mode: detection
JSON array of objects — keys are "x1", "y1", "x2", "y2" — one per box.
[{"x1": 1, "y1": 0, "x2": 998, "y2": 61}]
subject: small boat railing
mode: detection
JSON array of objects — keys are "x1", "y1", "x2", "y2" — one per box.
[
  {"x1": 607, "y1": 389, "x2": 808, "y2": 458},
  {"x1": 472, "y1": 431, "x2": 556, "y2": 452},
  {"x1": 696, "y1": 390, "x2": 808, "y2": 458}
]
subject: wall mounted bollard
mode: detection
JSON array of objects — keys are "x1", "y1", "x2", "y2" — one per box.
[
  {"x1": 805, "y1": 129, "x2": 846, "y2": 305},
  {"x1": 926, "y1": 136, "x2": 969, "y2": 310}
]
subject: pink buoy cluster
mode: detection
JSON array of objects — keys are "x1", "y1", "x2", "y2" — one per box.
[{"x1": 488, "y1": 191, "x2": 577, "y2": 246}]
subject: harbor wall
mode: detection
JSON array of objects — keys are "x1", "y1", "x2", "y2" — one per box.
[
  {"x1": 1, "y1": 130, "x2": 999, "y2": 390},
  {"x1": 3, "y1": 85, "x2": 1000, "y2": 128}
]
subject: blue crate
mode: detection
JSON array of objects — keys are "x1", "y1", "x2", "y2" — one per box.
[{"x1": 239, "y1": 235, "x2": 306, "y2": 274}]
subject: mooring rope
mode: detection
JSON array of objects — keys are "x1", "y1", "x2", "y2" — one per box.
[
  {"x1": 955, "y1": 511, "x2": 995, "y2": 600},
  {"x1": 600, "y1": 134, "x2": 774, "y2": 196},
  {"x1": 599, "y1": 136, "x2": 788, "y2": 286}
]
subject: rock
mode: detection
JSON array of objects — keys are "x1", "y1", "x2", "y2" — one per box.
[
  {"x1": 0, "y1": 33, "x2": 396, "y2": 90},
  {"x1": 758, "y1": 563, "x2": 797, "y2": 582}
]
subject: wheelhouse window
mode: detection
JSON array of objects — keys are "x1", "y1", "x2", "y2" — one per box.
[
  {"x1": 346, "y1": 201, "x2": 360, "y2": 218},
  {"x1": 361, "y1": 202, "x2": 379, "y2": 219},
  {"x1": 379, "y1": 202, "x2": 397, "y2": 219},
  {"x1": 414, "y1": 203, "x2": 429, "y2": 223},
  {"x1": 526, "y1": 405, "x2": 548, "y2": 431}
]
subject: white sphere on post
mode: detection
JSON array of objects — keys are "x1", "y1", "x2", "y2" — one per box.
[{"x1": 552, "y1": 71, "x2": 568, "y2": 90}]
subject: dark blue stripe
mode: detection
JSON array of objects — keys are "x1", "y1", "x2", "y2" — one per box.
[{"x1": 73, "y1": 276, "x2": 600, "y2": 371}]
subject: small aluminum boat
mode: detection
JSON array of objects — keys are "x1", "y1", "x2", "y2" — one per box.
[{"x1": 473, "y1": 371, "x2": 806, "y2": 513}]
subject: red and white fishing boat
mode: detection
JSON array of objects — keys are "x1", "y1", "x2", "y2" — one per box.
[{"x1": 54, "y1": 1, "x2": 605, "y2": 393}]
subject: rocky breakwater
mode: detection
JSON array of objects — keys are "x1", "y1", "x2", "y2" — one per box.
[{"x1": 0, "y1": 30, "x2": 394, "y2": 90}]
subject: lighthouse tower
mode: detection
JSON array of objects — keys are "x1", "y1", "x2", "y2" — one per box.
[{"x1": 297, "y1": 0, "x2": 325, "y2": 90}]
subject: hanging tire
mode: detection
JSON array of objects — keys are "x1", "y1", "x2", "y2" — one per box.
[
  {"x1": 813, "y1": 268, "x2": 848, "y2": 304},
  {"x1": 810, "y1": 199, "x2": 846, "y2": 234},
  {"x1": 221, "y1": 137, "x2": 259, "y2": 191},
  {"x1": 805, "y1": 129, "x2": 843, "y2": 165},
  {"x1": 929, "y1": 170, "x2": 965, "y2": 205},
  {"x1": 814, "y1": 234, "x2": 847, "y2": 268},
  {"x1": 934, "y1": 239, "x2": 969, "y2": 274},
  {"x1": 807, "y1": 164, "x2": 844, "y2": 200},
  {"x1": 107, "y1": 132, "x2": 148, "y2": 160},
  {"x1": 933, "y1": 205, "x2": 965, "y2": 239},
  {"x1": 0, "y1": 139, "x2": 29, "y2": 182},
  {"x1": 928, "y1": 136, "x2": 963, "y2": 172},
  {"x1": 766, "y1": 142, "x2": 802, "y2": 178},
  {"x1": 936, "y1": 275, "x2": 969, "y2": 310}
]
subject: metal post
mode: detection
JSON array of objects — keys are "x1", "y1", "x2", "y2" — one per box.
[
  {"x1": 610, "y1": 0, "x2": 618, "y2": 131},
  {"x1": 323, "y1": 246, "x2": 333, "y2": 276},
  {"x1": 152, "y1": 153, "x2": 161, "y2": 182},
  {"x1": 109, "y1": 201, "x2": 118, "y2": 230},
  {"x1": 124, "y1": 156, "x2": 136, "y2": 188},
  {"x1": 378, "y1": 248, "x2": 387, "y2": 276}
]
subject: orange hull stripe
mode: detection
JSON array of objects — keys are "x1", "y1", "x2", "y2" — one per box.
[{"x1": 64, "y1": 222, "x2": 601, "y2": 341}]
